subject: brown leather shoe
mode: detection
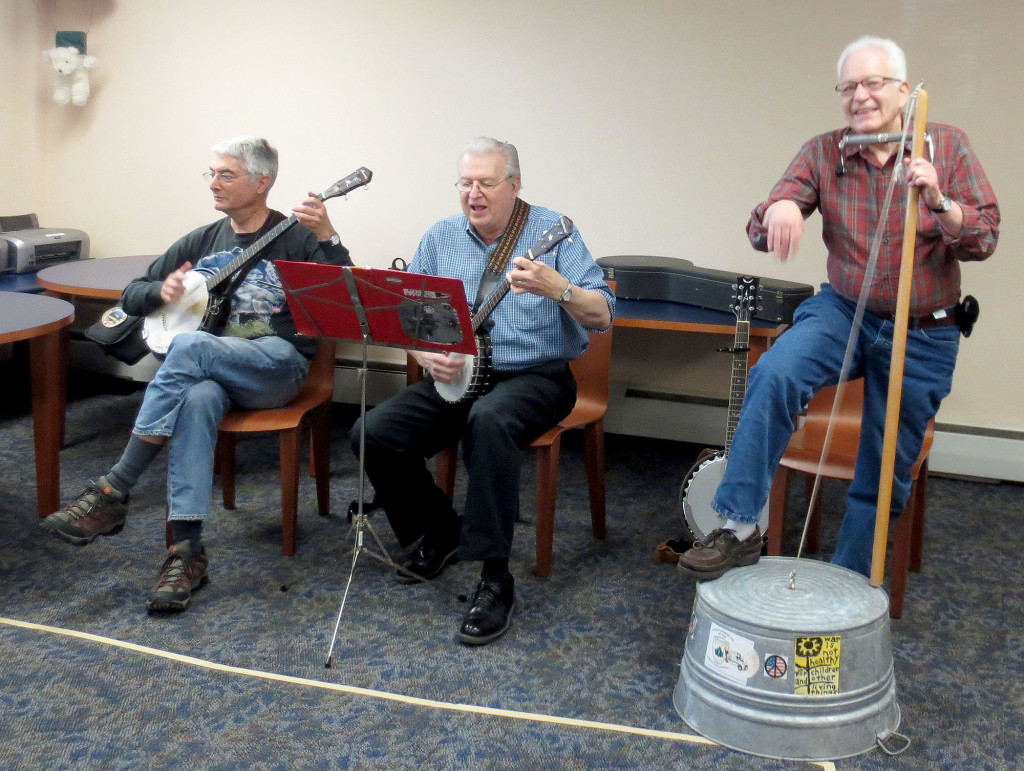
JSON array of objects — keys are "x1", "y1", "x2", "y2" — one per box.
[{"x1": 677, "y1": 527, "x2": 763, "y2": 580}]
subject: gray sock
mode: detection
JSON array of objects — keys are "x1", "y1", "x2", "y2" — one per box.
[
  {"x1": 107, "y1": 434, "x2": 163, "y2": 494},
  {"x1": 170, "y1": 519, "x2": 204, "y2": 554}
]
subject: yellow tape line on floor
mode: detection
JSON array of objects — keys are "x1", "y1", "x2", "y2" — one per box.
[{"x1": 1, "y1": 616, "x2": 835, "y2": 770}]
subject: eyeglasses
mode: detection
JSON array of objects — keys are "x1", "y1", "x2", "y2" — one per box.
[
  {"x1": 202, "y1": 170, "x2": 248, "y2": 183},
  {"x1": 454, "y1": 176, "x2": 512, "y2": 193},
  {"x1": 835, "y1": 76, "x2": 903, "y2": 97}
]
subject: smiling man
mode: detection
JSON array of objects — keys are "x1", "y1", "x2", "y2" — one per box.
[
  {"x1": 352, "y1": 137, "x2": 613, "y2": 645},
  {"x1": 677, "y1": 36, "x2": 999, "y2": 581},
  {"x1": 42, "y1": 136, "x2": 352, "y2": 613}
]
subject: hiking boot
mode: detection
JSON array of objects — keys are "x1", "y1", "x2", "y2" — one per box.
[
  {"x1": 146, "y1": 541, "x2": 209, "y2": 612},
  {"x1": 677, "y1": 526, "x2": 763, "y2": 580},
  {"x1": 41, "y1": 476, "x2": 128, "y2": 545}
]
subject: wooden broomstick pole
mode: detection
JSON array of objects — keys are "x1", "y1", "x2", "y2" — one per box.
[{"x1": 870, "y1": 87, "x2": 929, "y2": 588}]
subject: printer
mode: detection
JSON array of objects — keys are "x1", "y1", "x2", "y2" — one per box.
[{"x1": 0, "y1": 213, "x2": 90, "y2": 274}]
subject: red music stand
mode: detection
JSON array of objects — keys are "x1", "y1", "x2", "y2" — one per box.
[{"x1": 276, "y1": 260, "x2": 477, "y2": 666}]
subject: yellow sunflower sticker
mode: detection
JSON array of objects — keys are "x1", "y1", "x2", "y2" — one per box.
[{"x1": 794, "y1": 635, "x2": 841, "y2": 695}]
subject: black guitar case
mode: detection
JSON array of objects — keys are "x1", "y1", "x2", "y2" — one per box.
[{"x1": 596, "y1": 254, "x2": 814, "y2": 324}]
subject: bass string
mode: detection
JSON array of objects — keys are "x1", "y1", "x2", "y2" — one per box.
[{"x1": 789, "y1": 84, "x2": 925, "y2": 585}]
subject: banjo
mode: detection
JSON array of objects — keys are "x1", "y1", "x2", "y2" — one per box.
[
  {"x1": 678, "y1": 276, "x2": 769, "y2": 541},
  {"x1": 434, "y1": 215, "x2": 574, "y2": 403},
  {"x1": 142, "y1": 167, "x2": 372, "y2": 355}
]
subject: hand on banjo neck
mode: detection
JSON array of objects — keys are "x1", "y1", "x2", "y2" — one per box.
[{"x1": 416, "y1": 261, "x2": 570, "y2": 385}]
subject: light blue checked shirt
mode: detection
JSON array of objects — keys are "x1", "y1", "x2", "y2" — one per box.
[{"x1": 410, "y1": 204, "x2": 614, "y2": 372}]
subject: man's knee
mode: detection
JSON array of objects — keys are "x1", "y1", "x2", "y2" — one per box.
[{"x1": 181, "y1": 379, "x2": 229, "y2": 418}]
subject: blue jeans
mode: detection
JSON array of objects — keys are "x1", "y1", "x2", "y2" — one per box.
[
  {"x1": 132, "y1": 332, "x2": 308, "y2": 521},
  {"x1": 711, "y1": 286, "x2": 959, "y2": 576}
]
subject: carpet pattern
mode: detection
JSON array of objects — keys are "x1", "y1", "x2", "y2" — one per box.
[{"x1": 0, "y1": 374, "x2": 1021, "y2": 770}]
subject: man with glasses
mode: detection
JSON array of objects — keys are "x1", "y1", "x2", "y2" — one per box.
[
  {"x1": 42, "y1": 136, "x2": 352, "y2": 612},
  {"x1": 353, "y1": 136, "x2": 614, "y2": 645},
  {"x1": 678, "y1": 36, "x2": 999, "y2": 580}
]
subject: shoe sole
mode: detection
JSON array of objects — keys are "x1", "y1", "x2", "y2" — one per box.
[
  {"x1": 41, "y1": 519, "x2": 125, "y2": 546},
  {"x1": 146, "y1": 575, "x2": 209, "y2": 613},
  {"x1": 456, "y1": 598, "x2": 517, "y2": 646},
  {"x1": 394, "y1": 549, "x2": 459, "y2": 584},
  {"x1": 677, "y1": 551, "x2": 761, "y2": 581}
]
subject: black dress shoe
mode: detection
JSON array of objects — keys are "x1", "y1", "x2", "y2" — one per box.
[
  {"x1": 394, "y1": 529, "x2": 460, "y2": 584},
  {"x1": 457, "y1": 576, "x2": 516, "y2": 645}
]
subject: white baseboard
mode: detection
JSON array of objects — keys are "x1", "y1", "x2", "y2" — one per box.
[
  {"x1": 929, "y1": 427, "x2": 1024, "y2": 483},
  {"x1": 605, "y1": 384, "x2": 1024, "y2": 483},
  {"x1": 67, "y1": 346, "x2": 1022, "y2": 485}
]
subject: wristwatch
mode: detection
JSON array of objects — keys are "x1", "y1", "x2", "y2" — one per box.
[
  {"x1": 322, "y1": 233, "x2": 341, "y2": 247},
  {"x1": 928, "y1": 196, "x2": 952, "y2": 214},
  {"x1": 557, "y1": 281, "x2": 573, "y2": 303}
]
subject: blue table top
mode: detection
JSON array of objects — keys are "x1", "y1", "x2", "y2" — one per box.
[{"x1": 0, "y1": 272, "x2": 42, "y2": 293}]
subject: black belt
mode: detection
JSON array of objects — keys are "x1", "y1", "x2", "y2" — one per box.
[{"x1": 881, "y1": 306, "x2": 958, "y2": 330}]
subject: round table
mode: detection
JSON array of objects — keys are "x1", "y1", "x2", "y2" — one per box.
[
  {"x1": 36, "y1": 254, "x2": 157, "y2": 300},
  {"x1": 0, "y1": 292, "x2": 75, "y2": 517}
]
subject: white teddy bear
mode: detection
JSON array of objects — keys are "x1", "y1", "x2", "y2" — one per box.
[{"x1": 42, "y1": 46, "x2": 98, "y2": 106}]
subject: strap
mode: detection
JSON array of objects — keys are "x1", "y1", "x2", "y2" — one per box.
[
  {"x1": 219, "y1": 210, "x2": 287, "y2": 301},
  {"x1": 473, "y1": 198, "x2": 531, "y2": 315}
]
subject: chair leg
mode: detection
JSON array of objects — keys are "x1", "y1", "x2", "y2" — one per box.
[
  {"x1": 888, "y1": 496, "x2": 917, "y2": 620},
  {"x1": 279, "y1": 426, "x2": 300, "y2": 556},
  {"x1": 767, "y1": 467, "x2": 788, "y2": 556},
  {"x1": 310, "y1": 407, "x2": 331, "y2": 517},
  {"x1": 910, "y1": 460, "x2": 928, "y2": 572},
  {"x1": 533, "y1": 436, "x2": 562, "y2": 578},
  {"x1": 434, "y1": 445, "x2": 458, "y2": 499},
  {"x1": 217, "y1": 433, "x2": 237, "y2": 510},
  {"x1": 583, "y1": 421, "x2": 606, "y2": 539}
]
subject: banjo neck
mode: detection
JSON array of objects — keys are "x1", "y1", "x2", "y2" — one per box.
[
  {"x1": 201, "y1": 166, "x2": 373, "y2": 294},
  {"x1": 469, "y1": 215, "x2": 575, "y2": 333}
]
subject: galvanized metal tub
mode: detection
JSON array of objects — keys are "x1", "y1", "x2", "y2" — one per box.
[{"x1": 674, "y1": 556, "x2": 900, "y2": 761}]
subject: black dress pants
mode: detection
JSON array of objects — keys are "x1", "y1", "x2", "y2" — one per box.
[{"x1": 352, "y1": 362, "x2": 576, "y2": 561}]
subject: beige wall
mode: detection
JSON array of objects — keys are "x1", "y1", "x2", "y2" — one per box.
[{"x1": 4, "y1": 0, "x2": 1021, "y2": 433}]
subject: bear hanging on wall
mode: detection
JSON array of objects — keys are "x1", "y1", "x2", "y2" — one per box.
[{"x1": 42, "y1": 46, "x2": 98, "y2": 106}]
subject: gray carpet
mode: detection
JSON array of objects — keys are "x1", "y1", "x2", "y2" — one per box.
[{"x1": 0, "y1": 371, "x2": 1021, "y2": 770}]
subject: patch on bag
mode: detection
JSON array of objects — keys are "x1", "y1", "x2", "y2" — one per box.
[{"x1": 101, "y1": 307, "x2": 130, "y2": 328}]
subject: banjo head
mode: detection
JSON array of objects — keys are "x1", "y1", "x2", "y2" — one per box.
[
  {"x1": 679, "y1": 452, "x2": 769, "y2": 542},
  {"x1": 434, "y1": 352, "x2": 475, "y2": 403}
]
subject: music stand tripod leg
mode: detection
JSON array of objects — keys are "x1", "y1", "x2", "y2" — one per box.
[{"x1": 326, "y1": 333, "x2": 393, "y2": 666}]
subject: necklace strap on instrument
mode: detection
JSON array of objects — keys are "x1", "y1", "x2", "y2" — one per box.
[
  {"x1": 484, "y1": 198, "x2": 530, "y2": 274},
  {"x1": 473, "y1": 199, "x2": 531, "y2": 316}
]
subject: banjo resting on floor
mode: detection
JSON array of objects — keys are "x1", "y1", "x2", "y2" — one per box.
[
  {"x1": 678, "y1": 275, "x2": 770, "y2": 541},
  {"x1": 434, "y1": 215, "x2": 574, "y2": 404},
  {"x1": 142, "y1": 167, "x2": 373, "y2": 355}
]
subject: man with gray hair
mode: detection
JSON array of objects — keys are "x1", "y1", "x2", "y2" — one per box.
[
  {"x1": 353, "y1": 137, "x2": 614, "y2": 645},
  {"x1": 678, "y1": 37, "x2": 999, "y2": 580},
  {"x1": 42, "y1": 136, "x2": 353, "y2": 613}
]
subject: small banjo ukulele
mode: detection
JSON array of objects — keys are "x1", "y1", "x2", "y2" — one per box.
[
  {"x1": 678, "y1": 276, "x2": 769, "y2": 540},
  {"x1": 434, "y1": 215, "x2": 574, "y2": 404}
]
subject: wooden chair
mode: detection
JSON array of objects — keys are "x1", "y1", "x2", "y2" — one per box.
[
  {"x1": 766, "y1": 378, "x2": 934, "y2": 618},
  {"x1": 411, "y1": 325, "x2": 614, "y2": 578},
  {"x1": 214, "y1": 339, "x2": 337, "y2": 555}
]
